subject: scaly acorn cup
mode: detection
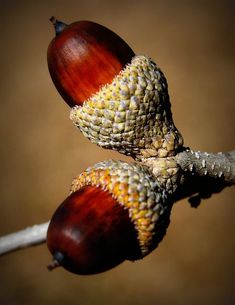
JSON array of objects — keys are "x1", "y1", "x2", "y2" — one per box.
[
  {"x1": 48, "y1": 18, "x2": 183, "y2": 160},
  {"x1": 70, "y1": 56, "x2": 183, "y2": 159},
  {"x1": 47, "y1": 160, "x2": 172, "y2": 275}
]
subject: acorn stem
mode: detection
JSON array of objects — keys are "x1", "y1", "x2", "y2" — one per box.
[{"x1": 49, "y1": 16, "x2": 68, "y2": 36}]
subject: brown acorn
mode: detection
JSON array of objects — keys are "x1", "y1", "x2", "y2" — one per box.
[
  {"x1": 48, "y1": 17, "x2": 183, "y2": 160},
  {"x1": 47, "y1": 160, "x2": 171, "y2": 275},
  {"x1": 47, "y1": 185, "x2": 141, "y2": 275},
  {"x1": 47, "y1": 16, "x2": 135, "y2": 107}
]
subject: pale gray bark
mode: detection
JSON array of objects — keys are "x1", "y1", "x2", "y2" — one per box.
[
  {"x1": 0, "y1": 222, "x2": 49, "y2": 256},
  {"x1": 175, "y1": 149, "x2": 235, "y2": 183}
]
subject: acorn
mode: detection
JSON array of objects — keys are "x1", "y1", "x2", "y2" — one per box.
[
  {"x1": 48, "y1": 17, "x2": 183, "y2": 159},
  {"x1": 47, "y1": 160, "x2": 172, "y2": 275},
  {"x1": 48, "y1": 16, "x2": 135, "y2": 107}
]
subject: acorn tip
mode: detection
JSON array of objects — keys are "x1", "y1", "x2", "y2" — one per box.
[
  {"x1": 49, "y1": 16, "x2": 68, "y2": 36},
  {"x1": 47, "y1": 259, "x2": 60, "y2": 271},
  {"x1": 49, "y1": 16, "x2": 57, "y2": 25},
  {"x1": 47, "y1": 251, "x2": 65, "y2": 271}
]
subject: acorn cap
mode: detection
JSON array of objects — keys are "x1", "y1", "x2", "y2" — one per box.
[
  {"x1": 70, "y1": 159, "x2": 172, "y2": 256},
  {"x1": 70, "y1": 56, "x2": 183, "y2": 160}
]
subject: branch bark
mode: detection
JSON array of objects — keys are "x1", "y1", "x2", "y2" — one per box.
[
  {"x1": 0, "y1": 222, "x2": 49, "y2": 256},
  {"x1": 174, "y1": 149, "x2": 235, "y2": 207},
  {"x1": 175, "y1": 149, "x2": 235, "y2": 183},
  {"x1": 0, "y1": 150, "x2": 234, "y2": 257}
]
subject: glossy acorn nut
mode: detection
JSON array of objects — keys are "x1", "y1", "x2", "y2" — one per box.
[
  {"x1": 47, "y1": 17, "x2": 135, "y2": 107},
  {"x1": 47, "y1": 160, "x2": 172, "y2": 275},
  {"x1": 47, "y1": 185, "x2": 142, "y2": 275}
]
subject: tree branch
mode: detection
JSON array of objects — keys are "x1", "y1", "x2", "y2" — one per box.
[
  {"x1": 0, "y1": 222, "x2": 49, "y2": 256},
  {"x1": 175, "y1": 149, "x2": 235, "y2": 183},
  {"x1": 174, "y1": 149, "x2": 235, "y2": 207}
]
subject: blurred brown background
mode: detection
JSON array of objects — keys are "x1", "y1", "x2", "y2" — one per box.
[{"x1": 0, "y1": 0, "x2": 234, "y2": 305}]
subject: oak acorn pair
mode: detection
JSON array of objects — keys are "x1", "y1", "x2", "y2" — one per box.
[{"x1": 47, "y1": 17, "x2": 182, "y2": 275}]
